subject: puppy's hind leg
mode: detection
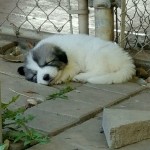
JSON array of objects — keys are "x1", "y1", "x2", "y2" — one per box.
[
  {"x1": 87, "y1": 75, "x2": 113, "y2": 84},
  {"x1": 73, "y1": 72, "x2": 96, "y2": 83}
]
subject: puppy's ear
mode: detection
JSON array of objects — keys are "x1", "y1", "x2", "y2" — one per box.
[
  {"x1": 18, "y1": 66, "x2": 25, "y2": 76},
  {"x1": 54, "y1": 46, "x2": 68, "y2": 64},
  {"x1": 51, "y1": 46, "x2": 68, "y2": 69}
]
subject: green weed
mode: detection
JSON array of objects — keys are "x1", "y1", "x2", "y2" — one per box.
[
  {"x1": 1, "y1": 95, "x2": 49, "y2": 148},
  {"x1": 46, "y1": 86, "x2": 74, "y2": 100}
]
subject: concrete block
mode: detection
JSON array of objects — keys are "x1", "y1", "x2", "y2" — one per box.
[{"x1": 102, "y1": 108, "x2": 150, "y2": 149}]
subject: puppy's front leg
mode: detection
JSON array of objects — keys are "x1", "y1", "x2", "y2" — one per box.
[{"x1": 54, "y1": 63, "x2": 80, "y2": 84}]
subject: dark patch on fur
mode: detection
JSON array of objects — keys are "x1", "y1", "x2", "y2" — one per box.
[
  {"x1": 54, "y1": 46, "x2": 68, "y2": 64},
  {"x1": 50, "y1": 46, "x2": 68, "y2": 69},
  {"x1": 24, "y1": 68, "x2": 37, "y2": 83},
  {"x1": 18, "y1": 66, "x2": 37, "y2": 83}
]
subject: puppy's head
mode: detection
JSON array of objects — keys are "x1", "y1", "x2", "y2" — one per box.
[{"x1": 18, "y1": 43, "x2": 68, "y2": 85}]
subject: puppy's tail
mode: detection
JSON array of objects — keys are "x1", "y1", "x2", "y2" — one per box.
[{"x1": 87, "y1": 63, "x2": 135, "y2": 84}]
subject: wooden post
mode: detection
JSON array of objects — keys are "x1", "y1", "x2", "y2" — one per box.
[
  {"x1": 94, "y1": 0, "x2": 114, "y2": 41},
  {"x1": 68, "y1": 0, "x2": 73, "y2": 34},
  {"x1": 78, "y1": 0, "x2": 89, "y2": 34}
]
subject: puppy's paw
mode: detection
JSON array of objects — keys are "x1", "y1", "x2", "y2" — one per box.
[
  {"x1": 49, "y1": 79, "x2": 63, "y2": 85},
  {"x1": 54, "y1": 80, "x2": 64, "y2": 85}
]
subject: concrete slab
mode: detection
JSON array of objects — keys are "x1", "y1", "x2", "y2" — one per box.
[
  {"x1": 85, "y1": 82, "x2": 142, "y2": 95},
  {"x1": 112, "y1": 89, "x2": 150, "y2": 111},
  {"x1": 102, "y1": 108, "x2": 150, "y2": 148},
  {"x1": 23, "y1": 82, "x2": 146, "y2": 138},
  {"x1": 0, "y1": 58, "x2": 23, "y2": 78},
  {"x1": 35, "y1": 98, "x2": 102, "y2": 118},
  {"x1": 0, "y1": 73, "x2": 58, "y2": 108},
  {"x1": 1, "y1": 55, "x2": 150, "y2": 150},
  {"x1": 25, "y1": 107, "x2": 77, "y2": 134},
  {"x1": 27, "y1": 116, "x2": 109, "y2": 150},
  {"x1": 65, "y1": 84, "x2": 144, "y2": 107},
  {"x1": 28, "y1": 113, "x2": 150, "y2": 150},
  {"x1": 23, "y1": 82, "x2": 145, "y2": 137},
  {"x1": 119, "y1": 139, "x2": 150, "y2": 150}
]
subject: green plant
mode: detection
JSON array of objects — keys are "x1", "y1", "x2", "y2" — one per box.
[
  {"x1": 46, "y1": 86, "x2": 74, "y2": 100},
  {"x1": 0, "y1": 144, "x2": 6, "y2": 150},
  {"x1": 1, "y1": 95, "x2": 49, "y2": 148}
]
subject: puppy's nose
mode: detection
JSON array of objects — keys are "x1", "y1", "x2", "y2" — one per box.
[{"x1": 43, "y1": 74, "x2": 50, "y2": 81}]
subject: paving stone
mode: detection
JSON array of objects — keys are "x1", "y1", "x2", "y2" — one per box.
[
  {"x1": 36, "y1": 98, "x2": 102, "y2": 118},
  {"x1": 102, "y1": 108, "x2": 150, "y2": 149},
  {"x1": 28, "y1": 112, "x2": 150, "y2": 150},
  {"x1": 112, "y1": 89, "x2": 150, "y2": 111},
  {"x1": 0, "y1": 57, "x2": 23, "y2": 78},
  {"x1": 85, "y1": 82, "x2": 142, "y2": 95},
  {"x1": 0, "y1": 74, "x2": 58, "y2": 108},
  {"x1": 27, "y1": 116, "x2": 108, "y2": 150},
  {"x1": 2, "y1": 55, "x2": 150, "y2": 150},
  {"x1": 66, "y1": 85, "x2": 127, "y2": 107},
  {"x1": 25, "y1": 107, "x2": 77, "y2": 133}
]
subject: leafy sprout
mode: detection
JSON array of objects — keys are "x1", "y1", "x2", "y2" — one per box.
[
  {"x1": 1, "y1": 95, "x2": 49, "y2": 148},
  {"x1": 46, "y1": 86, "x2": 74, "y2": 100}
]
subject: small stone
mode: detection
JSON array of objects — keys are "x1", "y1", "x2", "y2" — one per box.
[
  {"x1": 137, "y1": 78, "x2": 147, "y2": 86},
  {"x1": 27, "y1": 98, "x2": 38, "y2": 105}
]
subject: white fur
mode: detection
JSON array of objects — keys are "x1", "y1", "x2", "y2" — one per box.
[{"x1": 28, "y1": 34, "x2": 135, "y2": 85}]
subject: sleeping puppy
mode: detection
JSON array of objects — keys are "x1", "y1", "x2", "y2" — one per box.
[{"x1": 18, "y1": 34, "x2": 135, "y2": 85}]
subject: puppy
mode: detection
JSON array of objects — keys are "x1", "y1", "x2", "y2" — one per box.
[{"x1": 18, "y1": 34, "x2": 135, "y2": 85}]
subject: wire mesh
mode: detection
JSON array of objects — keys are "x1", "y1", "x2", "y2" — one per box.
[
  {"x1": 0, "y1": 0, "x2": 79, "y2": 35},
  {"x1": 114, "y1": 0, "x2": 150, "y2": 51}
]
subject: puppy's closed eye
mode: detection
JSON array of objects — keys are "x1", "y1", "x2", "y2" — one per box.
[{"x1": 47, "y1": 59, "x2": 66, "y2": 69}]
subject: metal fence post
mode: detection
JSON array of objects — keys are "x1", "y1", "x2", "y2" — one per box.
[
  {"x1": 120, "y1": 0, "x2": 126, "y2": 48},
  {"x1": 78, "y1": 0, "x2": 89, "y2": 34},
  {"x1": 93, "y1": 0, "x2": 114, "y2": 41}
]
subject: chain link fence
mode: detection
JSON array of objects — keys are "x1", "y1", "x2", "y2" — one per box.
[
  {"x1": 0, "y1": 0, "x2": 80, "y2": 36},
  {"x1": 114, "y1": 0, "x2": 150, "y2": 51},
  {"x1": 0, "y1": 0, "x2": 149, "y2": 51},
  {"x1": 0, "y1": 0, "x2": 95, "y2": 39}
]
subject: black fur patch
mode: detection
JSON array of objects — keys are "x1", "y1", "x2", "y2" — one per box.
[
  {"x1": 50, "y1": 46, "x2": 68, "y2": 69},
  {"x1": 53, "y1": 46, "x2": 68, "y2": 64}
]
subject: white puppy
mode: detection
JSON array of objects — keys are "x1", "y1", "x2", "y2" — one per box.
[{"x1": 18, "y1": 34, "x2": 135, "y2": 85}]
